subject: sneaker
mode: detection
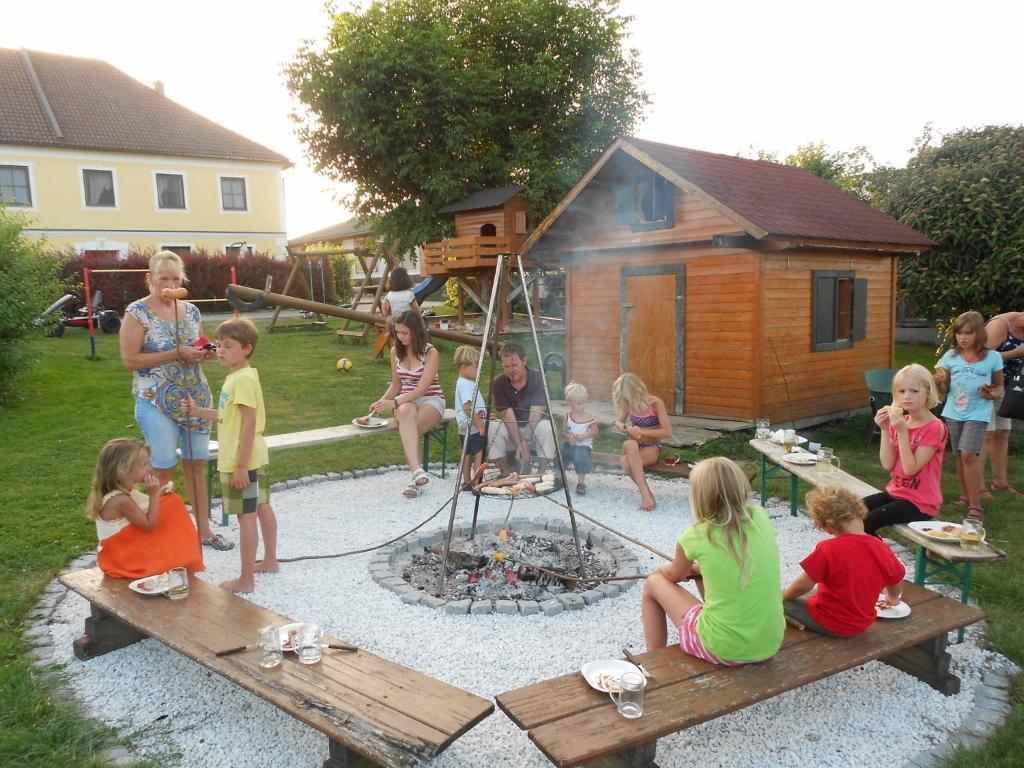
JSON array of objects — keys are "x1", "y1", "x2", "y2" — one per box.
[{"x1": 576, "y1": 483, "x2": 587, "y2": 496}]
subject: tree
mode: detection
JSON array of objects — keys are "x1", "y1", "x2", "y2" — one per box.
[
  {"x1": 741, "y1": 141, "x2": 874, "y2": 199},
  {"x1": 0, "y1": 208, "x2": 67, "y2": 402},
  {"x1": 286, "y1": 0, "x2": 648, "y2": 247},
  {"x1": 869, "y1": 125, "x2": 1024, "y2": 318}
]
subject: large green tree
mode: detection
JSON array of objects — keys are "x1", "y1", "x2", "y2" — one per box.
[
  {"x1": 743, "y1": 141, "x2": 875, "y2": 200},
  {"x1": 869, "y1": 125, "x2": 1024, "y2": 318},
  {"x1": 286, "y1": 0, "x2": 647, "y2": 247}
]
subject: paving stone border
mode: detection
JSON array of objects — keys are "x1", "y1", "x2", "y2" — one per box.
[
  {"x1": 372, "y1": 515, "x2": 643, "y2": 616},
  {"x1": 20, "y1": 470, "x2": 1017, "y2": 766}
]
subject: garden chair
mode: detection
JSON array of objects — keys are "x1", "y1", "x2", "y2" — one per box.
[{"x1": 864, "y1": 368, "x2": 897, "y2": 444}]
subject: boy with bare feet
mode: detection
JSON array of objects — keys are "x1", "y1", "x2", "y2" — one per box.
[{"x1": 185, "y1": 318, "x2": 278, "y2": 592}]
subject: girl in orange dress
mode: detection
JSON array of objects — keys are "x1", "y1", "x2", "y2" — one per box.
[{"x1": 86, "y1": 438, "x2": 204, "y2": 579}]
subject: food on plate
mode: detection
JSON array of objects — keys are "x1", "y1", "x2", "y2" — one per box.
[
  {"x1": 595, "y1": 672, "x2": 622, "y2": 693},
  {"x1": 924, "y1": 524, "x2": 964, "y2": 540},
  {"x1": 355, "y1": 416, "x2": 371, "y2": 426},
  {"x1": 876, "y1": 598, "x2": 897, "y2": 611}
]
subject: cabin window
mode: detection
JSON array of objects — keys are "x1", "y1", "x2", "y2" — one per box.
[
  {"x1": 83, "y1": 169, "x2": 116, "y2": 207},
  {"x1": 0, "y1": 165, "x2": 32, "y2": 207},
  {"x1": 220, "y1": 176, "x2": 248, "y2": 211},
  {"x1": 156, "y1": 173, "x2": 186, "y2": 210},
  {"x1": 812, "y1": 270, "x2": 868, "y2": 352},
  {"x1": 614, "y1": 174, "x2": 674, "y2": 231},
  {"x1": 480, "y1": 223, "x2": 497, "y2": 237}
]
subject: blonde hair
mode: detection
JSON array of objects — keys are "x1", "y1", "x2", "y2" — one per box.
[
  {"x1": 216, "y1": 317, "x2": 259, "y2": 356},
  {"x1": 611, "y1": 372, "x2": 650, "y2": 419},
  {"x1": 689, "y1": 457, "x2": 754, "y2": 584},
  {"x1": 893, "y1": 363, "x2": 939, "y2": 409},
  {"x1": 149, "y1": 250, "x2": 187, "y2": 283},
  {"x1": 952, "y1": 310, "x2": 988, "y2": 356},
  {"x1": 86, "y1": 438, "x2": 149, "y2": 520},
  {"x1": 453, "y1": 345, "x2": 480, "y2": 367},
  {"x1": 806, "y1": 485, "x2": 866, "y2": 532},
  {"x1": 564, "y1": 381, "x2": 589, "y2": 404}
]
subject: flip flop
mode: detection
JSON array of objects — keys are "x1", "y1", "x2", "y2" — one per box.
[{"x1": 990, "y1": 483, "x2": 1024, "y2": 497}]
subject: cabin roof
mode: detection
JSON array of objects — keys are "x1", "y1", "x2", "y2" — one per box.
[
  {"x1": 0, "y1": 48, "x2": 290, "y2": 165},
  {"x1": 438, "y1": 185, "x2": 525, "y2": 214},
  {"x1": 523, "y1": 137, "x2": 934, "y2": 253}
]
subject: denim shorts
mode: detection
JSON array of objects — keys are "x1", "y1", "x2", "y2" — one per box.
[
  {"x1": 134, "y1": 398, "x2": 210, "y2": 468},
  {"x1": 945, "y1": 418, "x2": 987, "y2": 455},
  {"x1": 461, "y1": 431, "x2": 486, "y2": 456}
]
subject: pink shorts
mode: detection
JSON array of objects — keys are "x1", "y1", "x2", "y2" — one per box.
[{"x1": 678, "y1": 604, "x2": 742, "y2": 666}]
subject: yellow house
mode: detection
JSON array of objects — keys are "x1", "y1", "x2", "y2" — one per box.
[{"x1": 0, "y1": 48, "x2": 291, "y2": 257}]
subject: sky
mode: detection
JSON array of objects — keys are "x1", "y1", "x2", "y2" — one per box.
[{"x1": 4, "y1": 0, "x2": 1023, "y2": 240}]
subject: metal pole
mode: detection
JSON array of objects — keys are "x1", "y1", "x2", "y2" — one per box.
[{"x1": 84, "y1": 267, "x2": 96, "y2": 359}]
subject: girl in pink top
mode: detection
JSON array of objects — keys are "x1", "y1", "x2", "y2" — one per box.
[{"x1": 863, "y1": 364, "x2": 947, "y2": 536}]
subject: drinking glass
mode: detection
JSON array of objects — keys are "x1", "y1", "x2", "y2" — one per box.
[
  {"x1": 960, "y1": 518, "x2": 984, "y2": 552},
  {"x1": 297, "y1": 624, "x2": 323, "y2": 665},
  {"x1": 782, "y1": 429, "x2": 798, "y2": 453},
  {"x1": 817, "y1": 447, "x2": 840, "y2": 474},
  {"x1": 755, "y1": 418, "x2": 771, "y2": 440},
  {"x1": 258, "y1": 625, "x2": 283, "y2": 668},
  {"x1": 608, "y1": 671, "x2": 645, "y2": 719},
  {"x1": 167, "y1": 567, "x2": 189, "y2": 600}
]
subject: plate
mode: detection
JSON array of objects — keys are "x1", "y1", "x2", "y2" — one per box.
[
  {"x1": 769, "y1": 433, "x2": 808, "y2": 446},
  {"x1": 352, "y1": 416, "x2": 388, "y2": 429},
  {"x1": 876, "y1": 594, "x2": 911, "y2": 619},
  {"x1": 129, "y1": 573, "x2": 169, "y2": 595},
  {"x1": 907, "y1": 520, "x2": 981, "y2": 542},
  {"x1": 278, "y1": 622, "x2": 316, "y2": 652},
  {"x1": 581, "y1": 659, "x2": 637, "y2": 692},
  {"x1": 781, "y1": 451, "x2": 818, "y2": 466}
]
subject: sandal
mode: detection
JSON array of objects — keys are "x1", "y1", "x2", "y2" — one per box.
[
  {"x1": 202, "y1": 533, "x2": 235, "y2": 551},
  {"x1": 990, "y1": 483, "x2": 1024, "y2": 497},
  {"x1": 402, "y1": 482, "x2": 421, "y2": 499},
  {"x1": 412, "y1": 468, "x2": 430, "y2": 487},
  {"x1": 951, "y1": 495, "x2": 969, "y2": 507},
  {"x1": 966, "y1": 506, "x2": 985, "y2": 520},
  {"x1": 576, "y1": 482, "x2": 587, "y2": 496}
]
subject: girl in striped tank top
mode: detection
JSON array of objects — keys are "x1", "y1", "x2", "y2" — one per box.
[
  {"x1": 613, "y1": 373, "x2": 673, "y2": 511},
  {"x1": 371, "y1": 311, "x2": 446, "y2": 498}
]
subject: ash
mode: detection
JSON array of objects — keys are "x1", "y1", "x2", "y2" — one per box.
[{"x1": 398, "y1": 528, "x2": 619, "y2": 601}]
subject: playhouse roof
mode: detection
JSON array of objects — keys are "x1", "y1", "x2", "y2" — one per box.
[
  {"x1": 438, "y1": 185, "x2": 526, "y2": 214},
  {"x1": 0, "y1": 48, "x2": 290, "y2": 166},
  {"x1": 522, "y1": 137, "x2": 934, "y2": 254}
]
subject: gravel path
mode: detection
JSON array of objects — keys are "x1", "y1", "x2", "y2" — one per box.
[{"x1": 46, "y1": 469, "x2": 1016, "y2": 767}]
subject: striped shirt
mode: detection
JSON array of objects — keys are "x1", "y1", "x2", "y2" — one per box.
[{"x1": 397, "y1": 344, "x2": 444, "y2": 399}]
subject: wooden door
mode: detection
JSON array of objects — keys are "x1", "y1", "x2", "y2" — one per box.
[{"x1": 621, "y1": 265, "x2": 684, "y2": 414}]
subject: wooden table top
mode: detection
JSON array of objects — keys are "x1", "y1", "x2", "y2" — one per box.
[{"x1": 60, "y1": 567, "x2": 492, "y2": 767}]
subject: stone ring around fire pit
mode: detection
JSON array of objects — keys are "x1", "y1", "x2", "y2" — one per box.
[{"x1": 369, "y1": 516, "x2": 643, "y2": 617}]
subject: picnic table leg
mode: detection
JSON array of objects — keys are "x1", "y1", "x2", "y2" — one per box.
[
  {"x1": 881, "y1": 633, "x2": 960, "y2": 696},
  {"x1": 911, "y1": 546, "x2": 972, "y2": 644},
  {"x1": 323, "y1": 738, "x2": 379, "y2": 767},
  {"x1": 957, "y1": 563, "x2": 973, "y2": 643},
  {"x1": 590, "y1": 739, "x2": 659, "y2": 768},
  {"x1": 759, "y1": 454, "x2": 768, "y2": 507},
  {"x1": 789, "y1": 471, "x2": 799, "y2": 516},
  {"x1": 73, "y1": 604, "x2": 147, "y2": 660}
]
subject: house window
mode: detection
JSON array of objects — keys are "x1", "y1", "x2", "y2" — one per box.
[
  {"x1": 220, "y1": 176, "x2": 248, "y2": 211},
  {"x1": 0, "y1": 165, "x2": 32, "y2": 207},
  {"x1": 812, "y1": 270, "x2": 867, "y2": 351},
  {"x1": 614, "y1": 174, "x2": 674, "y2": 231},
  {"x1": 83, "y1": 169, "x2": 116, "y2": 207},
  {"x1": 161, "y1": 245, "x2": 192, "y2": 257},
  {"x1": 156, "y1": 173, "x2": 186, "y2": 209}
]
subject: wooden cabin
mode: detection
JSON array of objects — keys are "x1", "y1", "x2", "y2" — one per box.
[
  {"x1": 422, "y1": 186, "x2": 531, "y2": 276},
  {"x1": 520, "y1": 137, "x2": 935, "y2": 426}
]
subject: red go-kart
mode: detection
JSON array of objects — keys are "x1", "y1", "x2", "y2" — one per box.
[{"x1": 40, "y1": 291, "x2": 121, "y2": 337}]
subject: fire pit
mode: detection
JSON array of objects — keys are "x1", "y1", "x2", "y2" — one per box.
[{"x1": 370, "y1": 516, "x2": 643, "y2": 616}]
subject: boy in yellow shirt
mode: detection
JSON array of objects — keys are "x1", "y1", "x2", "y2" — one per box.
[{"x1": 186, "y1": 318, "x2": 278, "y2": 593}]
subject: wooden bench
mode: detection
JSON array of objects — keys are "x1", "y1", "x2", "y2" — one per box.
[
  {"x1": 750, "y1": 437, "x2": 1006, "y2": 640},
  {"x1": 497, "y1": 581, "x2": 983, "y2": 767},
  {"x1": 59, "y1": 567, "x2": 492, "y2": 768},
  {"x1": 200, "y1": 409, "x2": 457, "y2": 524}
]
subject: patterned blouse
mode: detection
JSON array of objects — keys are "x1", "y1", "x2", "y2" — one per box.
[
  {"x1": 630, "y1": 398, "x2": 662, "y2": 449},
  {"x1": 125, "y1": 299, "x2": 212, "y2": 431}
]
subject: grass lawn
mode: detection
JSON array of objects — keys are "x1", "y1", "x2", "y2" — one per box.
[{"x1": 1, "y1": 327, "x2": 1021, "y2": 766}]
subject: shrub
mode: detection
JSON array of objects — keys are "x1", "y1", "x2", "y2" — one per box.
[{"x1": 0, "y1": 208, "x2": 68, "y2": 402}]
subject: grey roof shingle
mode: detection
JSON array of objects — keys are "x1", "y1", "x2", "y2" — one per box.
[
  {"x1": 438, "y1": 185, "x2": 525, "y2": 214},
  {"x1": 0, "y1": 48, "x2": 290, "y2": 165}
]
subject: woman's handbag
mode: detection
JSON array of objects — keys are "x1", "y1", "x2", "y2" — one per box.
[{"x1": 998, "y1": 369, "x2": 1024, "y2": 420}]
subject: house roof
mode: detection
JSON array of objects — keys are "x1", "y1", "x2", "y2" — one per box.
[
  {"x1": 289, "y1": 217, "x2": 373, "y2": 247},
  {"x1": 0, "y1": 48, "x2": 290, "y2": 166},
  {"x1": 523, "y1": 137, "x2": 934, "y2": 254},
  {"x1": 438, "y1": 185, "x2": 525, "y2": 214}
]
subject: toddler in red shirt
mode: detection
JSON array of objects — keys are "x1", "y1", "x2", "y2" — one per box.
[{"x1": 783, "y1": 486, "x2": 905, "y2": 637}]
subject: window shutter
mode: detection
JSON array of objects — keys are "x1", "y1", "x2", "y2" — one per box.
[
  {"x1": 812, "y1": 273, "x2": 835, "y2": 348},
  {"x1": 852, "y1": 277, "x2": 868, "y2": 340},
  {"x1": 657, "y1": 178, "x2": 675, "y2": 227},
  {"x1": 614, "y1": 184, "x2": 634, "y2": 226}
]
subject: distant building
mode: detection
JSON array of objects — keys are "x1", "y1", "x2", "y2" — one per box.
[{"x1": 0, "y1": 48, "x2": 291, "y2": 257}]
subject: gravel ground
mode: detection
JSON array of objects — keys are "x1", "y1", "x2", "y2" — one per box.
[{"x1": 48, "y1": 470, "x2": 1016, "y2": 767}]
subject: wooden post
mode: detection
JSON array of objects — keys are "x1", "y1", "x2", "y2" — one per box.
[
  {"x1": 457, "y1": 281, "x2": 465, "y2": 327},
  {"x1": 73, "y1": 604, "x2": 147, "y2": 660}
]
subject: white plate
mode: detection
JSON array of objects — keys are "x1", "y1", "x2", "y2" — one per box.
[
  {"x1": 129, "y1": 574, "x2": 169, "y2": 595},
  {"x1": 278, "y1": 622, "x2": 316, "y2": 652},
  {"x1": 781, "y1": 451, "x2": 818, "y2": 465},
  {"x1": 581, "y1": 659, "x2": 637, "y2": 692},
  {"x1": 770, "y1": 434, "x2": 808, "y2": 446},
  {"x1": 907, "y1": 520, "x2": 980, "y2": 542},
  {"x1": 876, "y1": 594, "x2": 911, "y2": 619},
  {"x1": 352, "y1": 416, "x2": 388, "y2": 429}
]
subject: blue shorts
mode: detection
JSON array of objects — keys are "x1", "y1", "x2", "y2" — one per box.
[
  {"x1": 134, "y1": 398, "x2": 210, "y2": 468},
  {"x1": 462, "y1": 432, "x2": 485, "y2": 456}
]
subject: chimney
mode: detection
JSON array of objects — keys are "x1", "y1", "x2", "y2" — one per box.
[{"x1": 153, "y1": 80, "x2": 164, "y2": 96}]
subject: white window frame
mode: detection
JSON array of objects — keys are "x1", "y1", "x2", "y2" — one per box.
[
  {"x1": 80, "y1": 166, "x2": 119, "y2": 210},
  {"x1": 152, "y1": 171, "x2": 189, "y2": 212},
  {"x1": 0, "y1": 162, "x2": 37, "y2": 210},
  {"x1": 217, "y1": 174, "x2": 250, "y2": 213}
]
